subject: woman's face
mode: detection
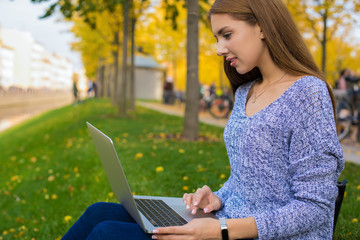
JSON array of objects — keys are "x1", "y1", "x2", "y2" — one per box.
[{"x1": 211, "y1": 13, "x2": 267, "y2": 74}]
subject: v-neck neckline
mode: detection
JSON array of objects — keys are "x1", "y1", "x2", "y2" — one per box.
[{"x1": 243, "y1": 76, "x2": 307, "y2": 118}]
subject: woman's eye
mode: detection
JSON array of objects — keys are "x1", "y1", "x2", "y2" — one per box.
[{"x1": 223, "y1": 33, "x2": 231, "y2": 39}]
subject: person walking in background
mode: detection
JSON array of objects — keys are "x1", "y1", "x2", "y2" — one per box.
[
  {"x1": 62, "y1": 0, "x2": 344, "y2": 239},
  {"x1": 72, "y1": 80, "x2": 79, "y2": 106},
  {"x1": 336, "y1": 68, "x2": 351, "y2": 90},
  {"x1": 209, "y1": 82, "x2": 216, "y2": 98},
  {"x1": 87, "y1": 80, "x2": 93, "y2": 98},
  {"x1": 163, "y1": 78, "x2": 174, "y2": 104},
  {"x1": 72, "y1": 73, "x2": 80, "y2": 105},
  {"x1": 92, "y1": 82, "x2": 97, "y2": 98}
]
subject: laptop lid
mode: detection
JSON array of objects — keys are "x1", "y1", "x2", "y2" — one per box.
[
  {"x1": 86, "y1": 122, "x2": 146, "y2": 230},
  {"x1": 86, "y1": 122, "x2": 216, "y2": 233}
]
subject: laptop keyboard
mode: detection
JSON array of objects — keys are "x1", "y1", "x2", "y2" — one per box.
[{"x1": 135, "y1": 198, "x2": 188, "y2": 227}]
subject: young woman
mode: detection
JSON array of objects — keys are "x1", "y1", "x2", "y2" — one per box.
[{"x1": 62, "y1": 0, "x2": 344, "y2": 239}]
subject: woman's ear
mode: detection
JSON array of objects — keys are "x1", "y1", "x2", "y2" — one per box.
[
  {"x1": 259, "y1": 29, "x2": 265, "y2": 39},
  {"x1": 256, "y1": 24, "x2": 264, "y2": 39}
]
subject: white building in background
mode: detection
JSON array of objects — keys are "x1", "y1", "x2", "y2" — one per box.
[
  {"x1": 0, "y1": 43, "x2": 15, "y2": 88},
  {"x1": 127, "y1": 55, "x2": 166, "y2": 100},
  {"x1": 52, "y1": 53, "x2": 73, "y2": 89},
  {"x1": 0, "y1": 27, "x2": 74, "y2": 90},
  {"x1": 30, "y1": 41, "x2": 45, "y2": 89}
]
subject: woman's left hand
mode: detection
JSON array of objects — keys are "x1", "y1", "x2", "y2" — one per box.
[{"x1": 152, "y1": 218, "x2": 221, "y2": 240}]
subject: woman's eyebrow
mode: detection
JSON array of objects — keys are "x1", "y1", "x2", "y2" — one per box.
[{"x1": 214, "y1": 26, "x2": 230, "y2": 37}]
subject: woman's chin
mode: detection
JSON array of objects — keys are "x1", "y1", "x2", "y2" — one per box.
[{"x1": 234, "y1": 66, "x2": 250, "y2": 75}]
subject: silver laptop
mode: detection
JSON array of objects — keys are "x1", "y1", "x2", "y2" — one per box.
[{"x1": 86, "y1": 122, "x2": 216, "y2": 234}]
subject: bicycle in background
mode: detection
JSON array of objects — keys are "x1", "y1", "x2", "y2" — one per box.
[
  {"x1": 334, "y1": 76, "x2": 360, "y2": 142},
  {"x1": 209, "y1": 88, "x2": 233, "y2": 119},
  {"x1": 200, "y1": 86, "x2": 233, "y2": 119}
]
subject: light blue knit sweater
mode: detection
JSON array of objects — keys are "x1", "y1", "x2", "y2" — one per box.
[{"x1": 214, "y1": 76, "x2": 344, "y2": 239}]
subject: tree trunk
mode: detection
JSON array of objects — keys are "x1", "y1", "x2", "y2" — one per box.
[
  {"x1": 129, "y1": 13, "x2": 136, "y2": 111},
  {"x1": 183, "y1": 0, "x2": 200, "y2": 141},
  {"x1": 96, "y1": 62, "x2": 105, "y2": 98},
  {"x1": 108, "y1": 63, "x2": 115, "y2": 99},
  {"x1": 321, "y1": 9, "x2": 328, "y2": 74},
  {"x1": 112, "y1": 32, "x2": 120, "y2": 106},
  {"x1": 119, "y1": 0, "x2": 129, "y2": 116},
  {"x1": 103, "y1": 63, "x2": 111, "y2": 98}
]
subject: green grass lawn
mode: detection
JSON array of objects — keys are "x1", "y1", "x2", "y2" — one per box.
[{"x1": 0, "y1": 98, "x2": 359, "y2": 239}]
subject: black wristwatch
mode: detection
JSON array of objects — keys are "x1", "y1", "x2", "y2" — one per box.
[{"x1": 219, "y1": 217, "x2": 229, "y2": 240}]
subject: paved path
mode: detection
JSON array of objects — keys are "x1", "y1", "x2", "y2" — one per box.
[
  {"x1": 137, "y1": 101, "x2": 360, "y2": 165},
  {"x1": 137, "y1": 101, "x2": 228, "y2": 128},
  {"x1": 0, "y1": 91, "x2": 73, "y2": 132}
]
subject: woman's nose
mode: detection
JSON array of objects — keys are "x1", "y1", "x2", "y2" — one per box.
[{"x1": 216, "y1": 42, "x2": 227, "y2": 56}]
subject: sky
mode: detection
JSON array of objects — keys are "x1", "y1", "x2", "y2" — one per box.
[{"x1": 0, "y1": 0, "x2": 82, "y2": 70}]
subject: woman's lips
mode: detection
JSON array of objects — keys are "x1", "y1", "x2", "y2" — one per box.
[{"x1": 229, "y1": 58, "x2": 237, "y2": 67}]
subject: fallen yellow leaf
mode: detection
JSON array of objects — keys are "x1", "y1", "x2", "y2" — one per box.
[
  {"x1": 135, "y1": 153, "x2": 143, "y2": 160},
  {"x1": 155, "y1": 166, "x2": 164, "y2": 173},
  {"x1": 64, "y1": 215, "x2": 72, "y2": 223},
  {"x1": 48, "y1": 175, "x2": 55, "y2": 182}
]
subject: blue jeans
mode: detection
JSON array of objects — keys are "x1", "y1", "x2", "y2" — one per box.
[{"x1": 61, "y1": 202, "x2": 152, "y2": 240}]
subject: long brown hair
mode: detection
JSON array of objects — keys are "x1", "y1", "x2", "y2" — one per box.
[{"x1": 209, "y1": 0, "x2": 336, "y2": 116}]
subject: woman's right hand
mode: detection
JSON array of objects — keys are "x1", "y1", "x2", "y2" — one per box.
[{"x1": 182, "y1": 185, "x2": 222, "y2": 215}]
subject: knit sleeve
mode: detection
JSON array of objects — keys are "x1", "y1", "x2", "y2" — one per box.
[
  {"x1": 213, "y1": 85, "x2": 245, "y2": 207},
  {"x1": 253, "y1": 81, "x2": 345, "y2": 239},
  {"x1": 213, "y1": 174, "x2": 233, "y2": 207}
]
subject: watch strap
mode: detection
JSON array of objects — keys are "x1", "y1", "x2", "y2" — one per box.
[{"x1": 219, "y1": 217, "x2": 229, "y2": 240}]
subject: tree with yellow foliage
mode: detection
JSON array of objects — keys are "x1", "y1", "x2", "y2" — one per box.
[
  {"x1": 70, "y1": 16, "x2": 112, "y2": 81},
  {"x1": 136, "y1": 2, "x2": 186, "y2": 89},
  {"x1": 31, "y1": 0, "x2": 152, "y2": 116},
  {"x1": 150, "y1": 0, "x2": 220, "y2": 140},
  {"x1": 137, "y1": 1, "x2": 224, "y2": 91},
  {"x1": 285, "y1": 0, "x2": 360, "y2": 82}
]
